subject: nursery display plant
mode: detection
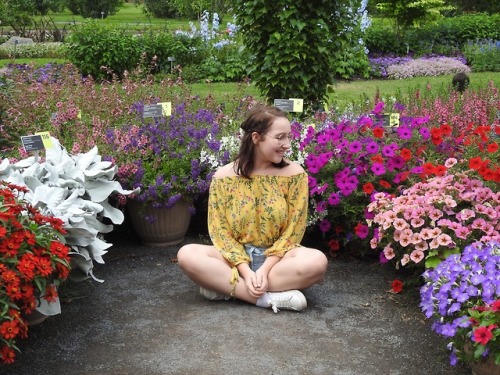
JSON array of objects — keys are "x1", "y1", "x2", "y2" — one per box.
[
  {"x1": 420, "y1": 241, "x2": 500, "y2": 368},
  {"x1": 0, "y1": 181, "x2": 71, "y2": 364}
]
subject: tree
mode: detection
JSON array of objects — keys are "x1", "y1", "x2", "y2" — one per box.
[
  {"x1": 233, "y1": 0, "x2": 359, "y2": 111},
  {"x1": 444, "y1": 0, "x2": 500, "y2": 15},
  {"x1": 66, "y1": 0, "x2": 124, "y2": 19},
  {"x1": 0, "y1": 0, "x2": 66, "y2": 39},
  {"x1": 375, "y1": 0, "x2": 452, "y2": 32}
]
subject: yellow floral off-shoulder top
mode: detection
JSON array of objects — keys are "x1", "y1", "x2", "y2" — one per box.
[{"x1": 208, "y1": 172, "x2": 309, "y2": 268}]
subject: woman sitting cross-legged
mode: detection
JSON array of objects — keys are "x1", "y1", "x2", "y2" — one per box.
[{"x1": 177, "y1": 105, "x2": 328, "y2": 313}]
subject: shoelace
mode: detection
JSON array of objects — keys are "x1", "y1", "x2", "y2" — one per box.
[{"x1": 268, "y1": 295, "x2": 294, "y2": 313}]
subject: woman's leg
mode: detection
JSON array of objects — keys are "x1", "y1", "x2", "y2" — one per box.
[
  {"x1": 266, "y1": 247, "x2": 328, "y2": 292},
  {"x1": 177, "y1": 243, "x2": 259, "y2": 304}
]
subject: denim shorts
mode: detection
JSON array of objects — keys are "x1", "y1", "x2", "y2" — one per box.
[{"x1": 244, "y1": 244, "x2": 267, "y2": 272}]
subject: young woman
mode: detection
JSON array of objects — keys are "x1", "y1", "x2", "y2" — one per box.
[{"x1": 177, "y1": 105, "x2": 328, "y2": 313}]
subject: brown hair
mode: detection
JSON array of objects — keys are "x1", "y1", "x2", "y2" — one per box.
[{"x1": 234, "y1": 105, "x2": 289, "y2": 178}]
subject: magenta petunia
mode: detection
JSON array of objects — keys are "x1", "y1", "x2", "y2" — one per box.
[{"x1": 371, "y1": 163, "x2": 386, "y2": 176}]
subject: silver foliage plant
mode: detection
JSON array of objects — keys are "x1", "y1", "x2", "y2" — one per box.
[{"x1": 0, "y1": 137, "x2": 138, "y2": 283}]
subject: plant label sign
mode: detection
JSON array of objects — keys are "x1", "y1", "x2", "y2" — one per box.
[
  {"x1": 143, "y1": 102, "x2": 172, "y2": 118},
  {"x1": 382, "y1": 113, "x2": 400, "y2": 127},
  {"x1": 35, "y1": 131, "x2": 54, "y2": 149},
  {"x1": 21, "y1": 135, "x2": 45, "y2": 152},
  {"x1": 274, "y1": 99, "x2": 304, "y2": 112}
]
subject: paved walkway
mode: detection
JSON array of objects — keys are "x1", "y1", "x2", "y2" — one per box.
[{"x1": 3, "y1": 224, "x2": 471, "y2": 375}]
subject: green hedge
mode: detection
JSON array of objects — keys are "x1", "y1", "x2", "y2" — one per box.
[{"x1": 366, "y1": 13, "x2": 500, "y2": 56}]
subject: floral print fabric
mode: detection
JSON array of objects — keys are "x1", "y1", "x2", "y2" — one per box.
[{"x1": 208, "y1": 173, "x2": 309, "y2": 267}]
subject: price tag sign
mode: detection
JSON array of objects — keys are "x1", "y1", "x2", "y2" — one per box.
[
  {"x1": 35, "y1": 131, "x2": 53, "y2": 149},
  {"x1": 143, "y1": 102, "x2": 171, "y2": 118},
  {"x1": 21, "y1": 135, "x2": 45, "y2": 152},
  {"x1": 274, "y1": 98, "x2": 304, "y2": 113}
]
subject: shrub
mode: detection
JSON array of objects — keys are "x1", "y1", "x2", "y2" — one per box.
[
  {"x1": 366, "y1": 13, "x2": 500, "y2": 56},
  {"x1": 386, "y1": 56, "x2": 471, "y2": 79},
  {"x1": 463, "y1": 40, "x2": 500, "y2": 72},
  {"x1": 64, "y1": 20, "x2": 140, "y2": 80}
]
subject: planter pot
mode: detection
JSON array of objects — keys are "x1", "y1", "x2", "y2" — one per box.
[
  {"x1": 464, "y1": 343, "x2": 500, "y2": 375},
  {"x1": 127, "y1": 199, "x2": 191, "y2": 246},
  {"x1": 468, "y1": 356, "x2": 500, "y2": 375}
]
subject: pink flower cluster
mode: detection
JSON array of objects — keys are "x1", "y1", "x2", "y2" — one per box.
[{"x1": 367, "y1": 168, "x2": 500, "y2": 268}]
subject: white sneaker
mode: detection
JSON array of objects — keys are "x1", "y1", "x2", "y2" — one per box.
[
  {"x1": 199, "y1": 287, "x2": 230, "y2": 301},
  {"x1": 267, "y1": 290, "x2": 307, "y2": 313}
]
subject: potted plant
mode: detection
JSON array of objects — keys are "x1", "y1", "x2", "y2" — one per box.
[
  {"x1": 366, "y1": 167, "x2": 500, "y2": 270},
  {"x1": 104, "y1": 102, "x2": 234, "y2": 245},
  {"x1": 0, "y1": 181, "x2": 72, "y2": 364},
  {"x1": 420, "y1": 241, "x2": 500, "y2": 374}
]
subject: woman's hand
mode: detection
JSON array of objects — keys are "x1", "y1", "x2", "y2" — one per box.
[{"x1": 243, "y1": 271, "x2": 266, "y2": 298}]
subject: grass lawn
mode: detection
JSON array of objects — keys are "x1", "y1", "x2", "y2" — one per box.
[{"x1": 38, "y1": 3, "x2": 225, "y2": 32}]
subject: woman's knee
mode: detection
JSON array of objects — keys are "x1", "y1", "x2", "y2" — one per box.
[{"x1": 176, "y1": 243, "x2": 197, "y2": 269}]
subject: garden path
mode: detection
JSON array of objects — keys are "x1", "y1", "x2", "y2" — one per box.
[{"x1": 3, "y1": 223, "x2": 471, "y2": 375}]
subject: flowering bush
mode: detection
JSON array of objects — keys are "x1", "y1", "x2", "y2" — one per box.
[
  {"x1": 387, "y1": 56, "x2": 470, "y2": 79},
  {"x1": 420, "y1": 241, "x2": 500, "y2": 366},
  {"x1": 367, "y1": 170, "x2": 500, "y2": 269},
  {"x1": 369, "y1": 55, "x2": 469, "y2": 79},
  {"x1": 0, "y1": 182, "x2": 71, "y2": 364},
  {"x1": 290, "y1": 98, "x2": 500, "y2": 256},
  {"x1": 104, "y1": 102, "x2": 232, "y2": 210}
]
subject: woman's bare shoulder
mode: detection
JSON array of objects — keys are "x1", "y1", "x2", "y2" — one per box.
[
  {"x1": 281, "y1": 160, "x2": 306, "y2": 176},
  {"x1": 213, "y1": 162, "x2": 238, "y2": 179}
]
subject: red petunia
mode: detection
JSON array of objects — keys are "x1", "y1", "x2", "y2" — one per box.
[
  {"x1": 328, "y1": 239, "x2": 340, "y2": 251},
  {"x1": 391, "y1": 279, "x2": 403, "y2": 293},
  {"x1": 472, "y1": 325, "x2": 494, "y2": 345},
  {"x1": 399, "y1": 148, "x2": 412, "y2": 161},
  {"x1": 372, "y1": 127, "x2": 384, "y2": 138},
  {"x1": 362, "y1": 182, "x2": 375, "y2": 194},
  {"x1": 491, "y1": 300, "x2": 500, "y2": 312},
  {"x1": 487, "y1": 142, "x2": 498, "y2": 153},
  {"x1": 434, "y1": 165, "x2": 447, "y2": 176},
  {"x1": 378, "y1": 180, "x2": 391, "y2": 189},
  {"x1": 422, "y1": 162, "x2": 436, "y2": 175},
  {"x1": 469, "y1": 157, "x2": 484, "y2": 170},
  {"x1": 440, "y1": 123, "x2": 452, "y2": 136}
]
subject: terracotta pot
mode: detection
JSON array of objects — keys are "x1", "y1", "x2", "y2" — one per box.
[
  {"x1": 468, "y1": 356, "x2": 500, "y2": 375},
  {"x1": 464, "y1": 342, "x2": 500, "y2": 375},
  {"x1": 127, "y1": 199, "x2": 191, "y2": 246}
]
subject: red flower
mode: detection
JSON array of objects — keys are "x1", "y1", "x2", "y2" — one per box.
[
  {"x1": 391, "y1": 279, "x2": 403, "y2": 293},
  {"x1": 491, "y1": 300, "x2": 500, "y2": 312},
  {"x1": 469, "y1": 157, "x2": 484, "y2": 170},
  {"x1": 440, "y1": 124, "x2": 452, "y2": 136},
  {"x1": 422, "y1": 162, "x2": 436, "y2": 175},
  {"x1": 372, "y1": 127, "x2": 384, "y2": 138},
  {"x1": 0, "y1": 346, "x2": 16, "y2": 364},
  {"x1": 328, "y1": 239, "x2": 340, "y2": 251},
  {"x1": 487, "y1": 142, "x2": 498, "y2": 153},
  {"x1": 0, "y1": 321, "x2": 19, "y2": 340},
  {"x1": 43, "y1": 284, "x2": 58, "y2": 303},
  {"x1": 399, "y1": 148, "x2": 412, "y2": 161},
  {"x1": 0, "y1": 225, "x2": 6, "y2": 238},
  {"x1": 434, "y1": 165, "x2": 447, "y2": 176},
  {"x1": 362, "y1": 182, "x2": 374, "y2": 194},
  {"x1": 36, "y1": 257, "x2": 53, "y2": 277},
  {"x1": 472, "y1": 325, "x2": 494, "y2": 345},
  {"x1": 378, "y1": 180, "x2": 391, "y2": 189}
]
